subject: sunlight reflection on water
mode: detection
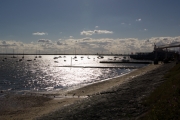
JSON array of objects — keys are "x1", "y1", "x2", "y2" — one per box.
[{"x1": 0, "y1": 55, "x2": 146, "y2": 93}]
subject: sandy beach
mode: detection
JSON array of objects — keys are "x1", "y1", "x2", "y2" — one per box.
[{"x1": 0, "y1": 62, "x2": 175, "y2": 120}]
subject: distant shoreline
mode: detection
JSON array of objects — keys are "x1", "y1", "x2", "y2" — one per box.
[{"x1": 0, "y1": 54, "x2": 131, "y2": 56}]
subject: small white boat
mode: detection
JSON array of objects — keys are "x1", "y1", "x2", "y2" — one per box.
[{"x1": 97, "y1": 55, "x2": 104, "y2": 59}]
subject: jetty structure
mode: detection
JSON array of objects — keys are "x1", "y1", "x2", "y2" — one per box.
[
  {"x1": 53, "y1": 65, "x2": 139, "y2": 69},
  {"x1": 99, "y1": 43, "x2": 180, "y2": 65},
  {"x1": 129, "y1": 43, "x2": 180, "y2": 64},
  {"x1": 99, "y1": 60, "x2": 152, "y2": 64},
  {"x1": 153, "y1": 43, "x2": 180, "y2": 64}
]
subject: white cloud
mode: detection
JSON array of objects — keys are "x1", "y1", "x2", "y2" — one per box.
[
  {"x1": 94, "y1": 30, "x2": 113, "y2": 34},
  {"x1": 0, "y1": 40, "x2": 21, "y2": 47},
  {"x1": 57, "y1": 41, "x2": 63, "y2": 45},
  {"x1": 121, "y1": 23, "x2": 125, "y2": 25},
  {"x1": 32, "y1": 32, "x2": 48, "y2": 35},
  {"x1": 136, "y1": 18, "x2": 142, "y2": 22},
  {"x1": 82, "y1": 37, "x2": 92, "y2": 41},
  {"x1": 2, "y1": 41, "x2": 6, "y2": 45},
  {"x1": 144, "y1": 29, "x2": 148, "y2": 31},
  {"x1": 1, "y1": 36, "x2": 180, "y2": 54},
  {"x1": 95, "y1": 26, "x2": 99, "y2": 28},
  {"x1": 80, "y1": 30, "x2": 113, "y2": 36},
  {"x1": 69, "y1": 36, "x2": 73, "y2": 38},
  {"x1": 38, "y1": 39, "x2": 51, "y2": 43},
  {"x1": 80, "y1": 30, "x2": 94, "y2": 35}
]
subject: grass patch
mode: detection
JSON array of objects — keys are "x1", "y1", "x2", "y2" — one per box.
[{"x1": 141, "y1": 63, "x2": 180, "y2": 120}]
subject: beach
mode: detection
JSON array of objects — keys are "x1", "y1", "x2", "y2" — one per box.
[{"x1": 0, "y1": 62, "x2": 175, "y2": 120}]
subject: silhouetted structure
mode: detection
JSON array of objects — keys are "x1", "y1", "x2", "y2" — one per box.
[{"x1": 130, "y1": 43, "x2": 178, "y2": 64}]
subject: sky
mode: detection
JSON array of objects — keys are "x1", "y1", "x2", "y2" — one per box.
[{"x1": 0, "y1": 0, "x2": 180, "y2": 54}]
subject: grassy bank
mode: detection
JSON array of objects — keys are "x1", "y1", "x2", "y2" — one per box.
[{"x1": 141, "y1": 63, "x2": 180, "y2": 119}]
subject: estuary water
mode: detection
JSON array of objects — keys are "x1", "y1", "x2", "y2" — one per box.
[{"x1": 0, "y1": 55, "x2": 147, "y2": 94}]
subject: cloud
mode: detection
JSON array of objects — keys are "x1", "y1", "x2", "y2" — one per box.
[
  {"x1": 32, "y1": 32, "x2": 48, "y2": 35},
  {"x1": 80, "y1": 30, "x2": 113, "y2": 36},
  {"x1": 136, "y1": 18, "x2": 142, "y2": 22},
  {"x1": 95, "y1": 26, "x2": 99, "y2": 29},
  {"x1": 1, "y1": 36, "x2": 180, "y2": 54},
  {"x1": 69, "y1": 36, "x2": 73, "y2": 38},
  {"x1": 2, "y1": 41, "x2": 6, "y2": 45},
  {"x1": 94, "y1": 30, "x2": 113, "y2": 34},
  {"x1": 82, "y1": 37, "x2": 92, "y2": 41},
  {"x1": 169, "y1": 42, "x2": 180, "y2": 46},
  {"x1": 80, "y1": 30, "x2": 94, "y2": 35},
  {"x1": 57, "y1": 41, "x2": 63, "y2": 45},
  {"x1": 0, "y1": 40, "x2": 20, "y2": 47},
  {"x1": 38, "y1": 39, "x2": 51, "y2": 43},
  {"x1": 144, "y1": 29, "x2": 148, "y2": 31}
]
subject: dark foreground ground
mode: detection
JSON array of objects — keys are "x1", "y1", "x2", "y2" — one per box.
[{"x1": 38, "y1": 62, "x2": 174, "y2": 120}]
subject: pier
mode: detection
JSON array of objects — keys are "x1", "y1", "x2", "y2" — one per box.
[
  {"x1": 53, "y1": 65, "x2": 140, "y2": 69},
  {"x1": 153, "y1": 43, "x2": 180, "y2": 64},
  {"x1": 99, "y1": 60, "x2": 152, "y2": 64}
]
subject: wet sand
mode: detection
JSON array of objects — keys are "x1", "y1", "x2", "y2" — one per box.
[{"x1": 0, "y1": 62, "x2": 174, "y2": 120}]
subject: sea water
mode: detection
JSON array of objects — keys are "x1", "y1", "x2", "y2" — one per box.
[{"x1": 0, "y1": 55, "x2": 146, "y2": 94}]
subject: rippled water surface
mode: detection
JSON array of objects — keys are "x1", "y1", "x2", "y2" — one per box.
[{"x1": 0, "y1": 55, "x2": 146, "y2": 93}]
